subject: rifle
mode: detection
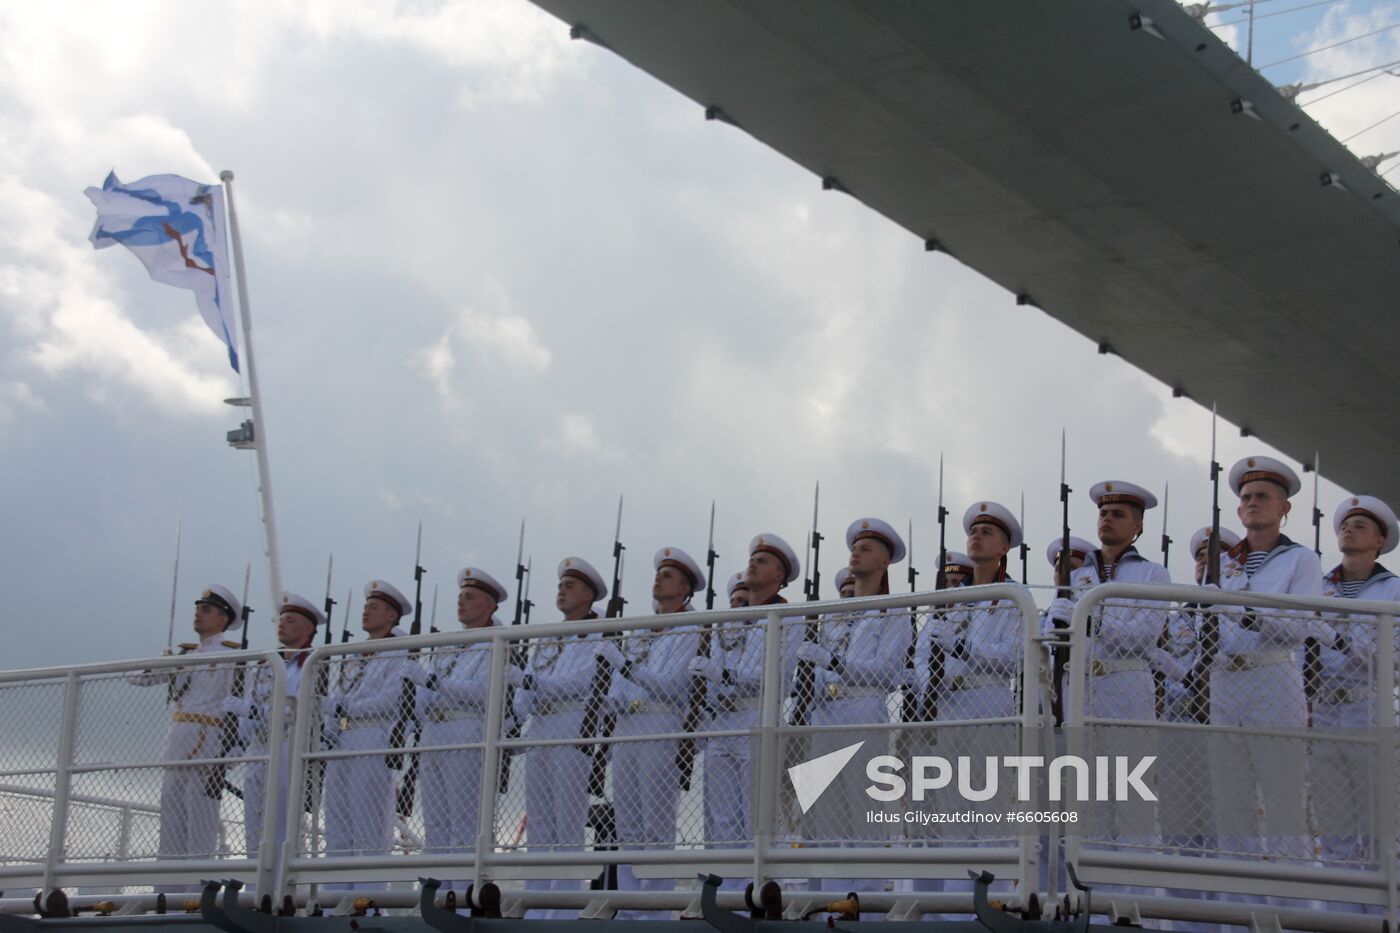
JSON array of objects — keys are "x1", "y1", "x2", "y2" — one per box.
[
  {"x1": 1303, "y1": 453, "x2": 1323, "y2": 710},
  {"x1": 900, "y1": 519, "x2": 921, "y2": 723},
  {"x1": 1154, "y1": 484, "x2": 1171, "y2": 718},
  {"x1": 581, "y1": 498, "x2": 624, "y2": 881},
  {"x1": 210, "y1": 563, "x2": 252, "y2": 799},
  {"x1": 523, "y1": 558, "x2": 534, "y2": 624},
  {"x1": 1186, "y1": 407, "x2": 1222, "y2": 724},
  {"x1": 339, "y1": 588, "x2": 354, "y2": 643},
  {"x1": 499, "y1": 520, "x2": 528, "y2": 794},
  {"x1": 322, "y1": 555, "x2": 337, "y2": 646},
  {"x1": 917, "y1": 456, "x2": 949, "y2": 722},
  {"x1": 1019, "y1": 493, "x2": 1030, "y2": 585},
  {"x1": 165, "y1": 517, "x2": 182, "y2": 705},
  {"x1": 789, "y1": 482, "x2": 823, "y2": 728},
  {"x1": 1050, "y1": 431, "x2": 1073, "y2": 726},
  {"x1": 677, "y1": 502, "x2": 717, "y2": 789},
  {"x1": 390, "y1": 523, "x2": 425, "y2": 818}
]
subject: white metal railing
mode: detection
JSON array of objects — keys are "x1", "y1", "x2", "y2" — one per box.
[
  {"x1": 0, "y1": 650, "x2": 286, "y2": 894},
  {"x1": 2, "y1": 583, "x2": 1397, "y2": 929},
  {"x1": 1064, "y1": 581, "x2": 1399, "y2": 926}
]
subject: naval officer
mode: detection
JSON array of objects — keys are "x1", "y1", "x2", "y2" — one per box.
[
  {"x1": 130, "y1": 585, "x2": 242, "y2": 892},
  {"x1": 509, "y1": 557, "x2": 607, "y2": 918},
  {"x1": 408, "y1": 567, "x2": 507, "y2": 886},
  {"x1": 320, "y1": 580, "x2": 413, "y2": 888},
  {"x1": 224, "y1": 591, "x2": 321, "y2": 885}
]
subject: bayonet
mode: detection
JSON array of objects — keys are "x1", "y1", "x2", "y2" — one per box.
[
  {"x1": 1019, "y1": 492, "x2": 1029, "y2": 584},
  {"x1": 428, "y1": 584, "x2": 439, "y2": 634},
  {"x1": 1160, "y1": 483, "x2": 1172, "y2": 570},
  {"x1": 1312, "y1": 451, "x2": 1322, "y2": 557},
  {"x1": 239, "y1": 561, "x2": 252, "y2": 650},
  {"x1": 705, "y1": 500, "x2": 718, "y2": 611},
  {"x1": 523, "y1": 556, "x2": 534, "y2": 624},
  {"x1": 166, "y1": 516, "x2": 181, "y2": 653},
  {"x1": 907, "y1": 518, "x2": 918, "y2": 592},
  {"x1": 935, "y1": 455, "x2": 948, "y2": 590},
  {"x1": 512, "y1": 519, "x2": 527, "y2": 628},
  {"x1": 322, "y1": 553, "x2": 336, "y2": 646},
  {"x1": 339, "y1": 587, "x2": 353, "y2": 643},
  {"x1": 806, "y1": 481, "x2": 823, "y2": 602}
]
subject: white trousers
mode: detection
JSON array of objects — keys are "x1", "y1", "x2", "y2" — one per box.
[
  {"x1": 612, "y1": 710, "x2": 682, "y2": 920},
  {"x1": 322, "y1": 724, "x2": 395, "y2": 891},
  {"x1": 156, "y1": 720, "x2": 225, "y2": 894},
  {"x1": 420, "y1": 716, "x2": 485, "y2": 891},
  {"x1": 523, "y1": 710, "x2": 592, "y2": 919}
]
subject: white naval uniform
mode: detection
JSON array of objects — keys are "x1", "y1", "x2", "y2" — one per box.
[
  {"x1": 1209, "y1": 537, "x2": 1324, "y2": 870},
  {"x1": 516, "y1": 629, "x2": 600, "y2": 918},
  {"x1": 805, "y1": 605, "x2": 911, "y2": 900},
  {"x1": 608, "y1": 621, "x2": 702, "y2": 919},
  {"x1": 235, "y1": 649, "x2": 308, "y2": 884},
  {"x1": 128, "y1": 634, "x2": 236, "y2": 892},
  {"x1": 1311, "y1": 565, "x2": 1400, "y2": 870},
  {"x1": 321, "y1": 636, "x2": 412, "y2": 886},
  {"x1": 417, "y1": 624, "x2": 497, "y2": 887},
  {"x1": 704, "y1": 596, "x2": 802, "y2": 856},
  {"x1": 1046, "y1": 548, "x2": 1170, "y2": 723}
]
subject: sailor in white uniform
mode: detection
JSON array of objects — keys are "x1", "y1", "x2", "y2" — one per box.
[
  {"x1": 1207, "y1": 457, "x2": 1325, "y2": 869},
  {"x1": 1045, "y1": 536, "x2": 1094, "y2": 577},
  {"x1": 1045, "y1": 482, "x2": 1170, "y2": 723},
  {"x1": 408, "y1": 567, "x2": 507, "y2": 888},
  {"x1": 798, "y1": 518, "x2": 910, "y2": 901},
  {"x1": 224, "y1": 591, "x2": 322, "y2": 886},
  {"x1": 1311, "y1": 495, "x2": 1400, "y2": 870},
  {"x1": 508, "y1": 557, "x2": 607, "y2": 918},
  {"x1": 834, "y1": 566, "x2": 854, "y2": 598},
  {"x1": 689, "y1": 534, "x2": 802, "y2": 886},
  {"x1": 321, "y1": 580, "x2": 413, "y2": 887},
  {"x1": 129, "y1": 584, "x2": 242, "y2": 892},
  {"x1": 727, "y1": 572, "x2": 750, "y2": 608},
  {"x1": 595, "y1": 547, "x2": 704, "y2": 919}
]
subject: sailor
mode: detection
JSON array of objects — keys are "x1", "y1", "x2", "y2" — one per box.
[
  {"x1": 1044, "y1": 536, "x2": 1095, "y2": 576},
  {"x1": 834, "y1": 566, "x2": 854, "y2": 598},
  {"x1": 407, "y1": 567, "x2": 507, "y2": 887},
  {"x1": 1188, "y1": 525, "x2": 1241, "y2": 585},
  {"x1": 1045, "y1": 482, "x2": 1170, "y2": 722},
  {"x1": 690, "y1": 534, "x2": 802, "y2": 885},
  {"x1": 727, "y1": 572, "x2": 750, "y2": 608},
  {"x1": 593, "y1": 548, "x2": 704, "y2": 919},
  {"x1": 507, "y1": 557, "x2": 607, "y2": 918},
  {"x1": 320, "y1": 580, "x2": 413, "y2": 888},
  {"x1": 797, "y1": 518, "x2": 911, "y2": 901},
  {"x1": 129, "y1": 585, "x2": 242, "y2": 893},
  {"x1": 223, "y1": 591, "x2": 321, "y2": 885},
  {"x1": 1311, "y1": 495, "x2": 1400, "y2": 868},
  {"x1": 1206, "y1": 457, "x2": 1325, "y2": 871},
  {"x1": 940, "y1": 551, "x2": 974, "y2": 589}
]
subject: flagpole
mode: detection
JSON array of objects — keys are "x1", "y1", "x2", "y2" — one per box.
[{"x1": 220, "y1": 170, "x2": 284, "y2": 612}]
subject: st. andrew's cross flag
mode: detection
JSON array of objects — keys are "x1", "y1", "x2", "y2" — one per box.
[{"x1": 85, "y1": 172, "x2": 240, "y2": 372}]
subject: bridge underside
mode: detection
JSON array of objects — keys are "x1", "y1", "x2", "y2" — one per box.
[{"x1": 530, "y1": 0, "x2": 1400, "y2": 503}]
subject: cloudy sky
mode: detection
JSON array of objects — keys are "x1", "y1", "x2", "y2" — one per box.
[{"x1": 2, "y1": 1, "x2": 1397, "y2": 670}]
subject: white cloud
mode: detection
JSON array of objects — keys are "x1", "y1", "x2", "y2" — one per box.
[{"x1": 457, "y1": 307, "x2": 552, "y2": 372}]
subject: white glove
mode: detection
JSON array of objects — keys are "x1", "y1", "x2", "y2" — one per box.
[
  {"x1": 402, "y1": 663, "x2": 431, "y2": 687},
  {"x1": 1048, "y1": 597, "x2": 1074, "y2": 624},
  {"x1": 797, "y1": 642, "x2": 833, "y2": 668},
  {"x1": 221, "y1": 696, "x2": 253, "y2": 717},
  {"x1": 595, "y1": 640, "x2": 625, "y2": 669},
  {"x1": 900, "y1": 667, "x2": 922, "y2": 690},
  {"x1": 505, "y1": 665, "x2": 527, "y2": 688},
  {"x1": 688, "y1": 655, "x2": 722, "y2": 683}
]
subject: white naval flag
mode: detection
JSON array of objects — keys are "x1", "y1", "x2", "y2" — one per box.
[{"x1": 84, "y1": 171, "x2": 240, "y2": 372}]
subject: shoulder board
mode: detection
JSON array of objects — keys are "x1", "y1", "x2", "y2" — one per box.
[
  {"x1": 178, "y1": 642, "x2": 198, "y2": 651},
  {"x1": 221, "y1": 640, "x2": 241, "y2": 649}
]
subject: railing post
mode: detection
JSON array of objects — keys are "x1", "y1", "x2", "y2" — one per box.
[
  {"x1": 474, "y1": 636, "x2": 509, "y2": 901},
  {"x1": 1376, "y1": 612, "x2": 1396, "y2": 924},
  {"x1": 1015, "y1": 590, "x2": 1043, "y2": 903},
  {"x1": 43, "y1": 670, "x2": 81, "y2": 895},
  {"x1": 278, "y1": 648, "x2": 324, "y2": 894},
  {"x1": 752, "y1": 609, "x2": 783, "y2": 891},
  {"x1": 256, "y1": 654, "x2": 288, "y2": 896}
]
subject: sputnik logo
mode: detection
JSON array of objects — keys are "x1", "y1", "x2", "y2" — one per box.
[{"x1": 788, "y1": 741, "x2": 864, "y2": 813}]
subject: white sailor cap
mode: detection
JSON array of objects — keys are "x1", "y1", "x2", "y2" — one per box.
[
  {"x1": 557, "y1": 557, "x2": 608, "y2": 601},
  {"x1": 726, "y1": 572, "x2": 749, "y2": 598},
  {"x1": 845, "y1": 517, "x2": 907, "y2": 563},
  {"x1": 1089, "y1": 480, "x2": 1158, "y2": 511},
  {"x1": 1334, "y1": 495, "x2": 1399, "y2": 555},
  {"x1": 278, "y1": 591, "x2": 325, "y2": 627},
  {"x1": 364, "y1": 579, "x2": 412, "y2": 617},
  {"x1": 749, "y1": 533, "x2": 801, "y2": 584},
  {"x1": 1045, "y1": 536, "x2": 1096, "y2": 568},
  {"x1": 1229, "y1": 455, "x2": 1301, "y2": 497},
  {"x1": 1188, "y1": 526, "x2": 1242, "y2": 557},
  {"x1": 962, "y1": 500, "x2": 1023, "y2": 549},
  {"x1": 654, "y1": 546, "x2": 705, "y2": 593},
  {"x1": 457, "y1": 566, "x2": 508, "y2": 603},
  {"x1": 196, "y1": 584, "x2": 243, "y2": 629},
  {"x1": 942, "y1": 552, "x2": 974, "y2": 576},
  {"x1": 834, "y1": 567, "x2": 853, "y2": 591}
]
